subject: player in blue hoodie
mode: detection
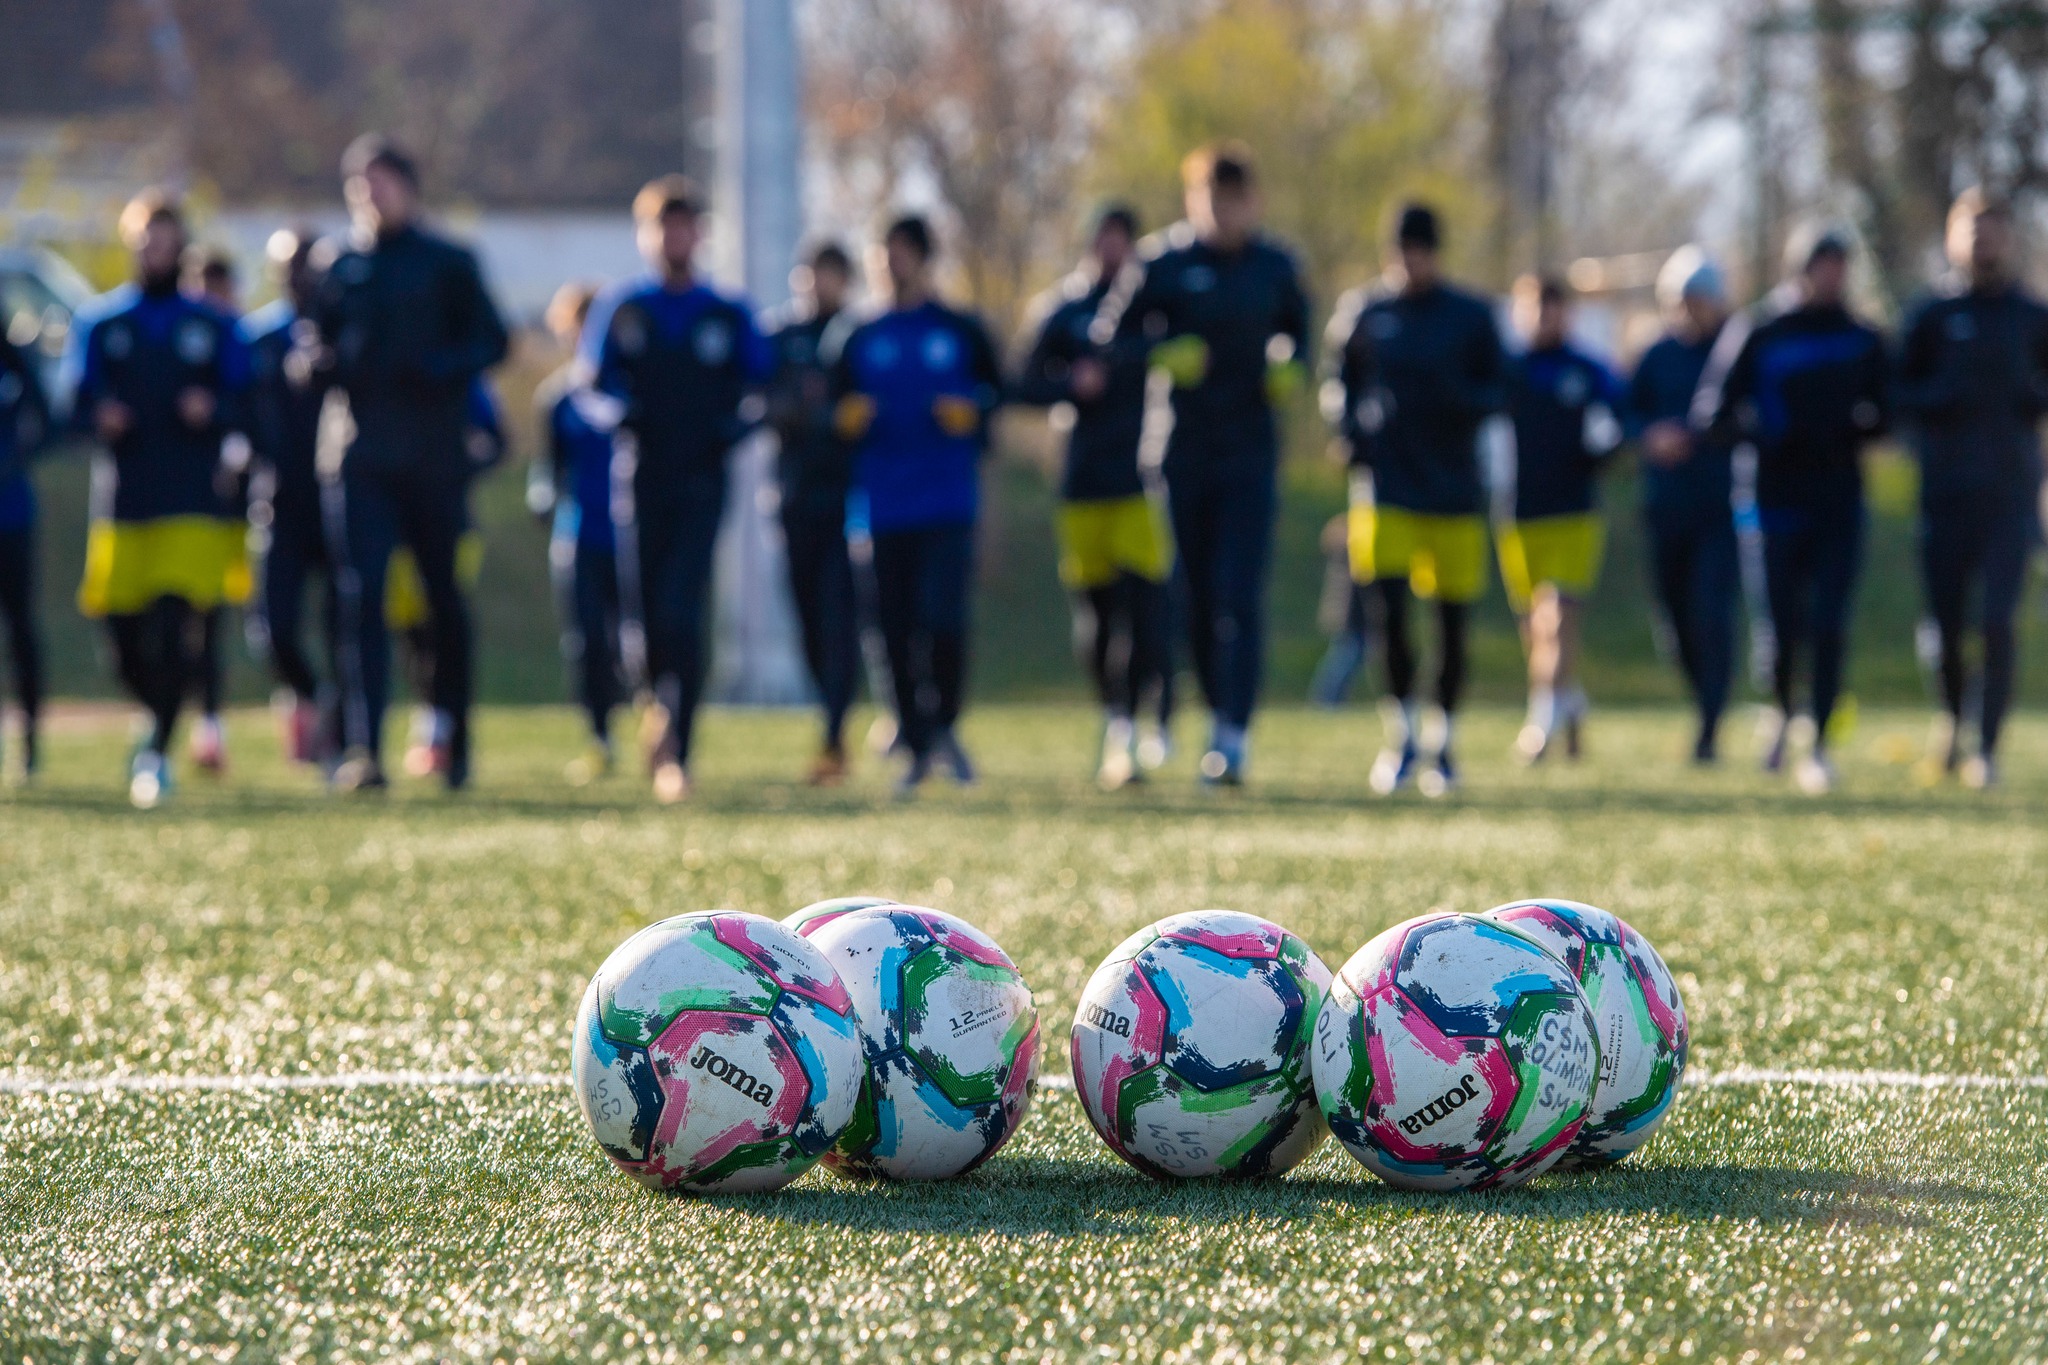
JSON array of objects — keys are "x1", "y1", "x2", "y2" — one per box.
[
  {"x1": 828, "y1": 216, "x2": 1004, "y2": 797},
  {"x1": 65, "y1": 190, "x2": 252, "y2": 807}
]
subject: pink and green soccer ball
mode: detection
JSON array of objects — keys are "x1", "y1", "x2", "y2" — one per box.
[
  {"x1": 1312, "y1": 911, "x2": 1599, "y2": 1191},
  {"x1": 1483, "y1": 898, "x2": 1687, "y2": 1167},
  {"x1": 1070, "y1": 910, "x2": 1332, "y2": 1180},
  {"x1": 789, "y1": 901, "x2": 1040, "y2": 1181},
  {"x1": 572, "y1": 910, "x2": 864, "y2": 1193}
]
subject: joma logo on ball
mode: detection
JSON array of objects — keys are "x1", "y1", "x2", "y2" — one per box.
[
  {"x1": 688, "y1": 1045, "x2": 775, "y2": 1106},
  {"x1": 1081, "y1": 1002, "x2": 1132, "y2": 1037},
  {"x1": 1397, "y1": 1074, "x2": 1479, "y2": 1135}
]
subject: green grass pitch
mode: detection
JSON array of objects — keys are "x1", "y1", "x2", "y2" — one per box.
[{"x1": 3, "y1": 703, "x2": 2047, "y2": 1362}]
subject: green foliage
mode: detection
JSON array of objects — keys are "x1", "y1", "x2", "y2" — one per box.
[{"x1": 1087, "y1": 0, "x2": 1487, "y2": 300}]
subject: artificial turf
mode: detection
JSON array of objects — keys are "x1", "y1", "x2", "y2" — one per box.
[{"x1": 3, "y1": 703, "x2": 2046, "y2": 1363}]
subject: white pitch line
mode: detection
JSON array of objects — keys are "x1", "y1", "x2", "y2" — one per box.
[{"x1": 0, "y1": 1067, "x2": 2045, "y2": 1099}]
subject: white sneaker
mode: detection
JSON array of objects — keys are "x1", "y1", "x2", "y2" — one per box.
[
  {"x1": 1758, "y1": 706, "x2": 1789, "y2": 773},
  {"x1": 1792, "y1": 752, "x2": 1836, "y2": 796},
  {"x1": 1135, "y1": 723, "x2": 1171, "y2": 773},
  {"x1": 1098, "y1": 717, "x2": 1137, "y2": 791},
  {"x1": 129, "y1": 750, "x2": 168, "y2": 810},
  {"x1": 1960, "y1": 755, "x2": 1998, "y2": 790}
]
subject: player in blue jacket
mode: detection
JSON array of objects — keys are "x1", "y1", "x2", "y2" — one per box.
[
  {"x1": 0, "y1": 330, "x2": 51, "y2": 782},
  {"x1": 1500, "y1": 276, "x2": 1623, "y2": 764},
  {"x1": 529, "y1": 281, "x2": 622, "y2": 785},
  {"x1": 1101, "y1": 143, "x2": 1311, "y2": 787},
  {"x1": 1324, "y1": 204, "x2": 1506, "y2": 796},
  {"x1": 827, "y1": 215, "x2": 1004, "y2": 797},
  {"x1": 64, "y1": 190, "x2": 252, "y2": 808},
  {"x1": 586, "y1": 175, "x2": 771, "y2": 804},
  {"x1": 1014, "y1": 205, "x2": 1172, "y2": 790},
  {"x1": 242, "y1": 226, "x2": 333, "y2": 766},
  {"x1": 1627, "y1": 248, "x2": 1738, "y2": 764},
  {"x1": 1711, "y1": 228, "x2": 1889, "y2": 795},
  {"x1": 1895, "y1": 190, "x2": 2048, "y2": 789}
]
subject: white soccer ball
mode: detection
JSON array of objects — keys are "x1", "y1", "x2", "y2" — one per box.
[
  {"x1": 791, "y1": 904, "x2": 1040, "y2": 1181},
  {"x1": 572, "y1": 910, "x2": 864, "y2": 1193},
  {"x1": 1071, "y1": 910, "x2": 1331, "y2": 1179}
]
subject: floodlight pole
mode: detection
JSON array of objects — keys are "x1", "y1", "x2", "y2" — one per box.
[{"x1": 708, "y1": 0, "x2": 809, "y2": 705}]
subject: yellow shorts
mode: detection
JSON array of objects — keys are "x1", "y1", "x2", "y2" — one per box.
[
  {"x1": 78, "y1": 517, "x2": 252, "y2": 618},
  {"x1": 1347, "y1": 504, "x2": 1487, "y2": 603},
  {"x1": 1057, "y1": 494, "x2": 1173, "y2": 589},
  {"x1": 386, "y1": 531, "x2": 486, "y2": 630},
  {"x1": 1497, "y1": 512, "x2": 1606, "y2": 612}
]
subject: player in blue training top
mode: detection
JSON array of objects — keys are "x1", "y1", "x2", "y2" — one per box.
[
  {"x1": 764, "y1": 241, "x2": 861, "y2": 787},
  {"x1": 307, "y1": 135, "x2": 509, "y2": 794},
  {"x1": 242, "y1": 225, "x2": 334, "y2": 767},
  {"x1": 528, "y1": 281, "x2": 622, "y2": 785},
  {"x1": 0, "y1": 327, "x2": 51, "y2": 783},
  {"x1": 1709, "y1": 227, "x2": 1889, "y2": 795},
  {"x1": 1015, "y1": 205, "x2": 1173, "y2": 791},
  {"x1": 1101, "y1": 143, "x2": 1311, "y2": 787},
  {"x1": 1627, "y1": 247, "x2": 1738, "y2": 765},
  {"x1": 1499, "y1": 275, "x2": 1623, "y2": 764},
  {"x1": 586, "y1": 175, "x2": 772, "y2": 805},
  {"x1": 64, "y1": 189, "x2": 253, "y2": 808},
  {"x1": 827, "y1": 215, "x2": 1004, "y2": 798},
  {"x1": 1324, "y1": 203, "x2": 1507, "y2": 797},
  {"x1": 1895, "y1": 190, "x2": 2048, "y2": 790}
]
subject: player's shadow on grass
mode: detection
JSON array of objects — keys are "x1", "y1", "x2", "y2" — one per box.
[{"x1": 731, "y1": 1157, "x2": 1989, "y2": 1236}]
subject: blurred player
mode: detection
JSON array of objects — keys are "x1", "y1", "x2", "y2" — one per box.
[
  {"x1": 529, "y1": 282, "x2": 621, "y2": 784},
  {"x1": 183, "y1": 245, "x2": 252, "y2": 774},
  {"x1": 0, "y1": 328, "x2": 51, "y2": 782},
  {"x1": 766, "y1": 242, "x2": 861, "y2": 785},
  {"x1": 1325, "y1": 204, "x2": 1505, "y2": 796},
  {"x1": 64, "y1": 190, "x2": 251, "y2": 807},
  {"x1": 1101, "y1": 143, "x2": 1310, "y2": 787},
  {"x1": 586, "y1": 175, "x2": 770, "y2": 804},
  {"x1": 308, "y1": 135, "x2": 508, "y2": 793},
  {"x1": 1711, "y1": 228, "x2": 1889, "y2": 795},
  {"x1": 1499, "y1": 275, "x2": 1622, "y2": 763},
  {"x1": 828, "y1": 215, "x2": 1004, "y2": 797},
  {"x1": 242, "y1": 226, "x2": 332, "y2": 765},
  {"x1": 1897, "y1": 190, "x2": 2048, "y2": 789},
  {"x1": 1628, "y1": 247, "x2": 1738, "y2": 764},
  {"x1": 1015, "y1": 205, "x2": 1172, "y2": 790}
]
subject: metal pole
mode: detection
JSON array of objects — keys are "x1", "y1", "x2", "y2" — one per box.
[{"x1": 709, "y1": 0, "x2": 809, "y2": 705}]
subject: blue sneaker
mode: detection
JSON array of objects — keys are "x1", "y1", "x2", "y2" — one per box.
[{"x1": 1199, "y1": 725, "x2": 1246, "y2": 787}]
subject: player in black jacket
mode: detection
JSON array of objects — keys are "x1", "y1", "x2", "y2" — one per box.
[
  {"x1": 1101, "y1": 144, "x2": 1311, "y2": 787},
  {"x1": 1015, "y1": 206, "x2": 1172, "y2": 790},
  {"x1": 1896, "y1": 190, "x2": 2048, "y2": 789},
  {"x1": 307, "y1": 135, "x2": 509, "y2": 793},
  {"x1": 1711, "y1": 229, "x2": 1889, "y2": 795},
  {"x1": 765, "y1": 241, "x2": 860, "y2": 786},
  {"x1": 0, "y1": 330, "x2": 50, "y2": 782}
]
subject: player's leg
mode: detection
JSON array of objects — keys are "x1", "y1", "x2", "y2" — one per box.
[
  {"x1": 1758, "y1": 523, "x2": 1806, "y2": 773},
  {"x1": 1198, "y1": 466, "x2": 1275, "y2": 786},
  {"x1": 871, "y1": 529, "x2": 930, "y2": 793},
  {"x1": 401, "y1": 493, "x2": 474, "y2": 791},
  {"x1": 1370, "y1": 579, "x2": 1420, "y2": 794},
  {"x1": 1165, "y1": 473, "x2": 1222, "y2": 730},
  {"x1": 186, "y1": 608, "x2": 227, "y2": 773},
  {"x1": 0, "y1": 525, "x2": 43, "y2": 779},
  {"x1": 785, "y1": 501, "x2": 852, "y2": 781},
  {"x1": 1797, "y1": 511, "x2": 1863, "y2": 794},
  {"x1": 261, "y1": 516, "x2": 324, "y2": 762},
  {"x1": 1918, "y1": 500, "x2": 1972, "y2": 776},
  {"x1": 328, "y1": 475, "x2": 399, "y2": 790},
  {"x1": 1967, "y1": 500, "x2": 2031, "y2": 787},
  {"x1": 925, "y1": 522, "x2": 976, "y2": 787},
  {"x1": 663, "y1": 490, "x2": 725, "y2": 799},
  {"x1": 1691, "y1": 520, "x2": 1740, "y2": 764}
]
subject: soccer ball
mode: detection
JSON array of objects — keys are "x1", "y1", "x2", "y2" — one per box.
[
  {"x1": 1483, "y1": 898, "x2": 1687, "y2": 1167},
  {"x1": 572, "y1": 910, "x2": 863, "y2": 1194},
  {"x1": 1070, "y1": 910, "x2": 1331, "y2": 1180},
  {"x1": 785, "y1": 895, "x2": 901, "y2": 936},
  {"x1": 1313, "y1": 911, "x2": 1598, "y2": 1191},
  {"x1": 791, "y1": 904, "x2": 1040, "y2": 1180}
]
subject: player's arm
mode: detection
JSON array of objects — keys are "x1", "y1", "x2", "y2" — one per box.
[
  {"x1": 466, "y1": 378, "x2": 508, "y2": 475},
  {"x1": 415, "y1": 249, "x2": 510, "y2": 386},
  {"x1": 1319, "y1": 291, "x2": 1377, "y2": 469},
  {"x1": 824, "y1": 316, "x2": 875, "y2": 444},
  {"x1": 2022, "y1": 300, "x2": 2048, "y2": 422},
  {"x1": 932, "y1": 315, "x2": 1005, "y2": 444},
  {"x1": 1704, "y1": 324, "x2": 1762, "y2": 445},
  {"x1": 526, "y1": 385, "x2": 562, "y2": 522},
  {"x1": 1266, "y1": 256, "x2": 1312, "y2": 403},
  {"x1": 1011, "y1": 301, "x2": 1077, "y2": 409},
  {"x1": 1855, "y1": 328, "x2": 1891, "y2": 443},
  {"x1": 1892, "y1": 301, "x2": 1958, "y2": 424},
  {"x1": 1583, "y1": 361, "x2": 1626, "y2": 471},
  {"x1": 1450, "y1": 302, "x2": 1508, "y2": 418}
]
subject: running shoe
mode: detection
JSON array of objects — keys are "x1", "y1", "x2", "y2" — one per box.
[
  {"x1": 190, "y1": 716, "x2": 226, "y2": 776},
  {"x1": 566, "y1": 740, "x2": 614, "y2": 787},
  {"x1": 1098, "y1": 717, "x2": 1137, "y2": 792},
  {"x1": 935, "y1": 729, "x2": 977, "y2": 787},
  {"x1": 330, "y1": 748, "x2": 389, "y2": 794},
  {"x1": 128, "y1": 748, "x2": 170, "y2": 810},
  {"x1": 1960, "y1": 754, "x2": 1998, "y2": 791},
  {"x1": 1135, "y1": 722, "x2": 1172, "y2": 773},
  {"x1": 652, "y1": 759, "x2": 691, "y2": 806},
  {"x1": 1418, "y1": 748, "x2": 1458, "y2": 799}
]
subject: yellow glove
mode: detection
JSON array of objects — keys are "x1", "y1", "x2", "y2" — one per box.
[
  {"x1": 833, "y1": 394, "x2": 877, "y2": 442},
  {"x1": 1265, "y1": 358, "x2": 1308, "y2": 406},
  {"x1": 1151, "y1": 335, "x2": 1210, "y2": 390},
  {"x1": 932, "y1": 394, "x2": 983, "y2": 438}
]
